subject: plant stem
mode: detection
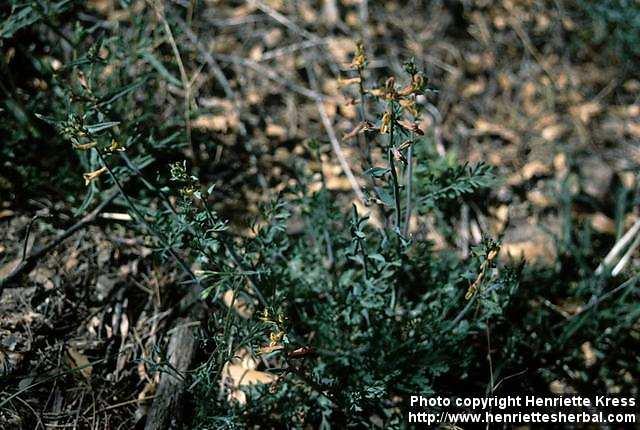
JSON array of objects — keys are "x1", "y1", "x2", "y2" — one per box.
[
  {"x1": 387, "y1": 110, "x2": 401, "y2": 230},
  {"x1": 403, "y1": 94, "x2": 417, "y2": 236},
  {"x1": 96, "y1": 150, "x2": 199, "y2": 285},
  {"x1": 403, "y1": 144, "x2": 413, "y2": 236},
  {"x1": 359, "y1": 239, "x2": 369, "y2": 280},
  {"x1": 357, "y1": 69, "x2": 373, "y2": 168},
  {"x1": 152, "y1": 1, "x2": 196, "y2": 164}
]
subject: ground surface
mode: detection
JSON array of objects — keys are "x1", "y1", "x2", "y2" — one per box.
[{"x1": 1, "y1": 0, "x2": 639, "y2": 428}]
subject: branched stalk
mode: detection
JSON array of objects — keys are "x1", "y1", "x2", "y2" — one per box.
[
  {"x1": 403, "y1": 144, "x2": 413, "y2": 236},
  {"x1": 387, "y1": 107, "x2": 402, "y2": 230},
  {"x1": 403, "y1": 94, "x2": 417, "y2": 237},
  {"x1": 357, "y1": 69, "x2": 372, "y2": 168},
  {"x1": 358, "y1": 239, "x2": 369, "y2": 280},
  {"x1": 202, "y1": 201, "x2": 268, "y2": 306},
  {"x1": 355, "y1": 61, "x2": 386, "y2": 230},
  {"x1": 96, "y1": 150, "x2": 199, "y2": 285}
]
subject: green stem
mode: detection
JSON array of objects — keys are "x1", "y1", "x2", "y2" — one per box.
[
  {"x1": 357, "y1": 69, "x2": 373, "y2": 168},
  {"x1": 403, "y1": 145, "x2": 413, "y2": 236},
  {"x1": 96, "y1": 150, "x2": 199, "y2": 285},
  {"x1": 200, "y1": 199, "x2": 268, "y2": 306},
  {"x1": 403, "y1": 94, "x2": 417, "y2": 236},
  {"x1": 388, "y1": 114, "x2": 401, "y2": 230},
  {"x1": 359, "y1": 239, "x2": 369, "y2": 280}
]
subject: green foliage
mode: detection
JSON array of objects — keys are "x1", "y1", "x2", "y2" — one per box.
[
  {"x1": 416, "y1": 155, "x2": 494, "y2": 210},
  {"x1": 2, "y1": 3, "x2": 639, "y2": 429},
  {"x1": 0, "y1": 0, "x2": 185, "y2": 206},
  {"x1": 571, "y1": 0, "x2": 640, "y2": 64},
  {"x1": 187, "y1": 189, "x2": 520, "y2": 428},
  {"x1": 0, "y1": 0, "x2": 73, "y2": 39}
]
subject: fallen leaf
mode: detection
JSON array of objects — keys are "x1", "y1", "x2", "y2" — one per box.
[
  {"x1": 0, "y1": 210, "x2": 14, "y2": 219},
  {"x1": 462, "y1": 78, "x2": 486, "y2": 98},
  {"x1": 522, "y1": 160, "x2": 552, "y2": 180},
  {"x1": 0, "y1": 257, "x2": 20, "y2": 280},
  {"x1": 249, "y1": 44, "x2": 263, "y2": 61},
  {"x1": 474, "y1": 119, "x2": 520, "y2": 144},
  {"x1": 88, "y1": 0, "x2": 111, "y2": 13},
  {"x1": 322, "y1": 0, "x2": 339, "y2": 25},
  {"x1": 623, "y1": 80, "x2": 640, "y2": 93},
  {"x1": 488, "y1": 205, "x2": 509, "y2": 234},
  {"x1": 581, "y1": 342, "x2": 597, "y2": 368},
  {"x1": 64, "y1": 250, "x2": 80, "y2": 272},
  {"x1": 100, "y1": 212, "x2": 133, "y2": 221},
  {"x1": 266, "y1": 123, "x2": 287, "y2": 139},
  {"x1": 226, "y1": 364, "x2": 277, "y2": 385},
  {"x1": 627, "y1": 122, "x2": 640, "y2": 138},
  {"x1": 298, "y1": 0, "x2": 317, "y2": 22},
  {"x1": 626, "y1": 105, "x2": 640, "y2": 117},
  {"x1": 527, "y1": 190, "x2": 553, "y2": 208},
  {"x1": 192, "y1": 114, "x2": 237, "y2": 133},
  {"x1": 590, "y1": 213, "x2": 615, "y2": 234},
  {"x1": 507, "y1": 160, "x2": 552, "y2": 186},
  {"x1": 222, "y1": 290, "x2": 254, "y2": 319},
  {"x1": 66, "y1": 347, "x2": 92, "y2": 380},
  {"x1": 501, "y1": 241, "x2": 554, "y2": 262},
  {"x1": 570, "y1": 101, "x2": 601, "y2": 124},
  {"x1": 541, "y1": 124, "x2": 566, "y2": 141},
  {"x1": 553, "y1": 153, "x2": 568, "y2": 178},
  {"x1": 327, "y1": 37, "x2": 355, "y2": 64},
  {"x1": 263, "y1": 28, "x2": 283, "y2": 47},
  {"x1": 221, "y1": 348, "x2": 278, "y2": 405},
  {"x1": 620, "y1": 172, "x2": 636, "y2": 189},
  {"x1": 549, "y1": 380, "x2": 572, "y2": 394}
]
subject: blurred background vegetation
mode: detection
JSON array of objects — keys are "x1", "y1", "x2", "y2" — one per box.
[{"x1": 1, "y1": 0, "x2": 639, "y2": 428}]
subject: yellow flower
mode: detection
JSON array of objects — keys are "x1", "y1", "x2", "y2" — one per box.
[
  {"x1": 399, "y1": 99, "x2": 418, "y2": 117},
  {"x1": 107, "y1": 139, "x2": 125, "y2": 153},
  {"x1": 83, "y1": 166, "x2": 107, "y2": 186},
  {"x1": 380, "y1": 112, "x2": 391, "y2": 134},
  {"x1": 349, "y1": 41, "x2": 366, "y2": 70},
  {"x1": 269, "y1": 331, "x2": 284, "y2": 347},
  {"x1": 259, "y1": 308, "x2": 271, "y2": 323}
]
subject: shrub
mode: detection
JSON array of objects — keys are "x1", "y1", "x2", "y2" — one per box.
[
  {"x1": 2, "y1": 2, "x2": 639, "y2": 429},
  {"x1": 571, "y1": 0, "x2": 640, "y2": 66}
]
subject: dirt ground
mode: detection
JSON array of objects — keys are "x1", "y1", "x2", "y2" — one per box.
[{"x1": 1, "y1": 0, "x2": 639, "y2": 427}]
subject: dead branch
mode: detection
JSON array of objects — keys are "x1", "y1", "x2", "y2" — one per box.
[{"x1": 144, "y1": 317, "x2": 198, "y2": 430}]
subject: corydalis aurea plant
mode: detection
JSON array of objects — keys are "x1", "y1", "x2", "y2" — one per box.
[{"x1": 343, "y1": 52, "x2": 427, "y2": 236}]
